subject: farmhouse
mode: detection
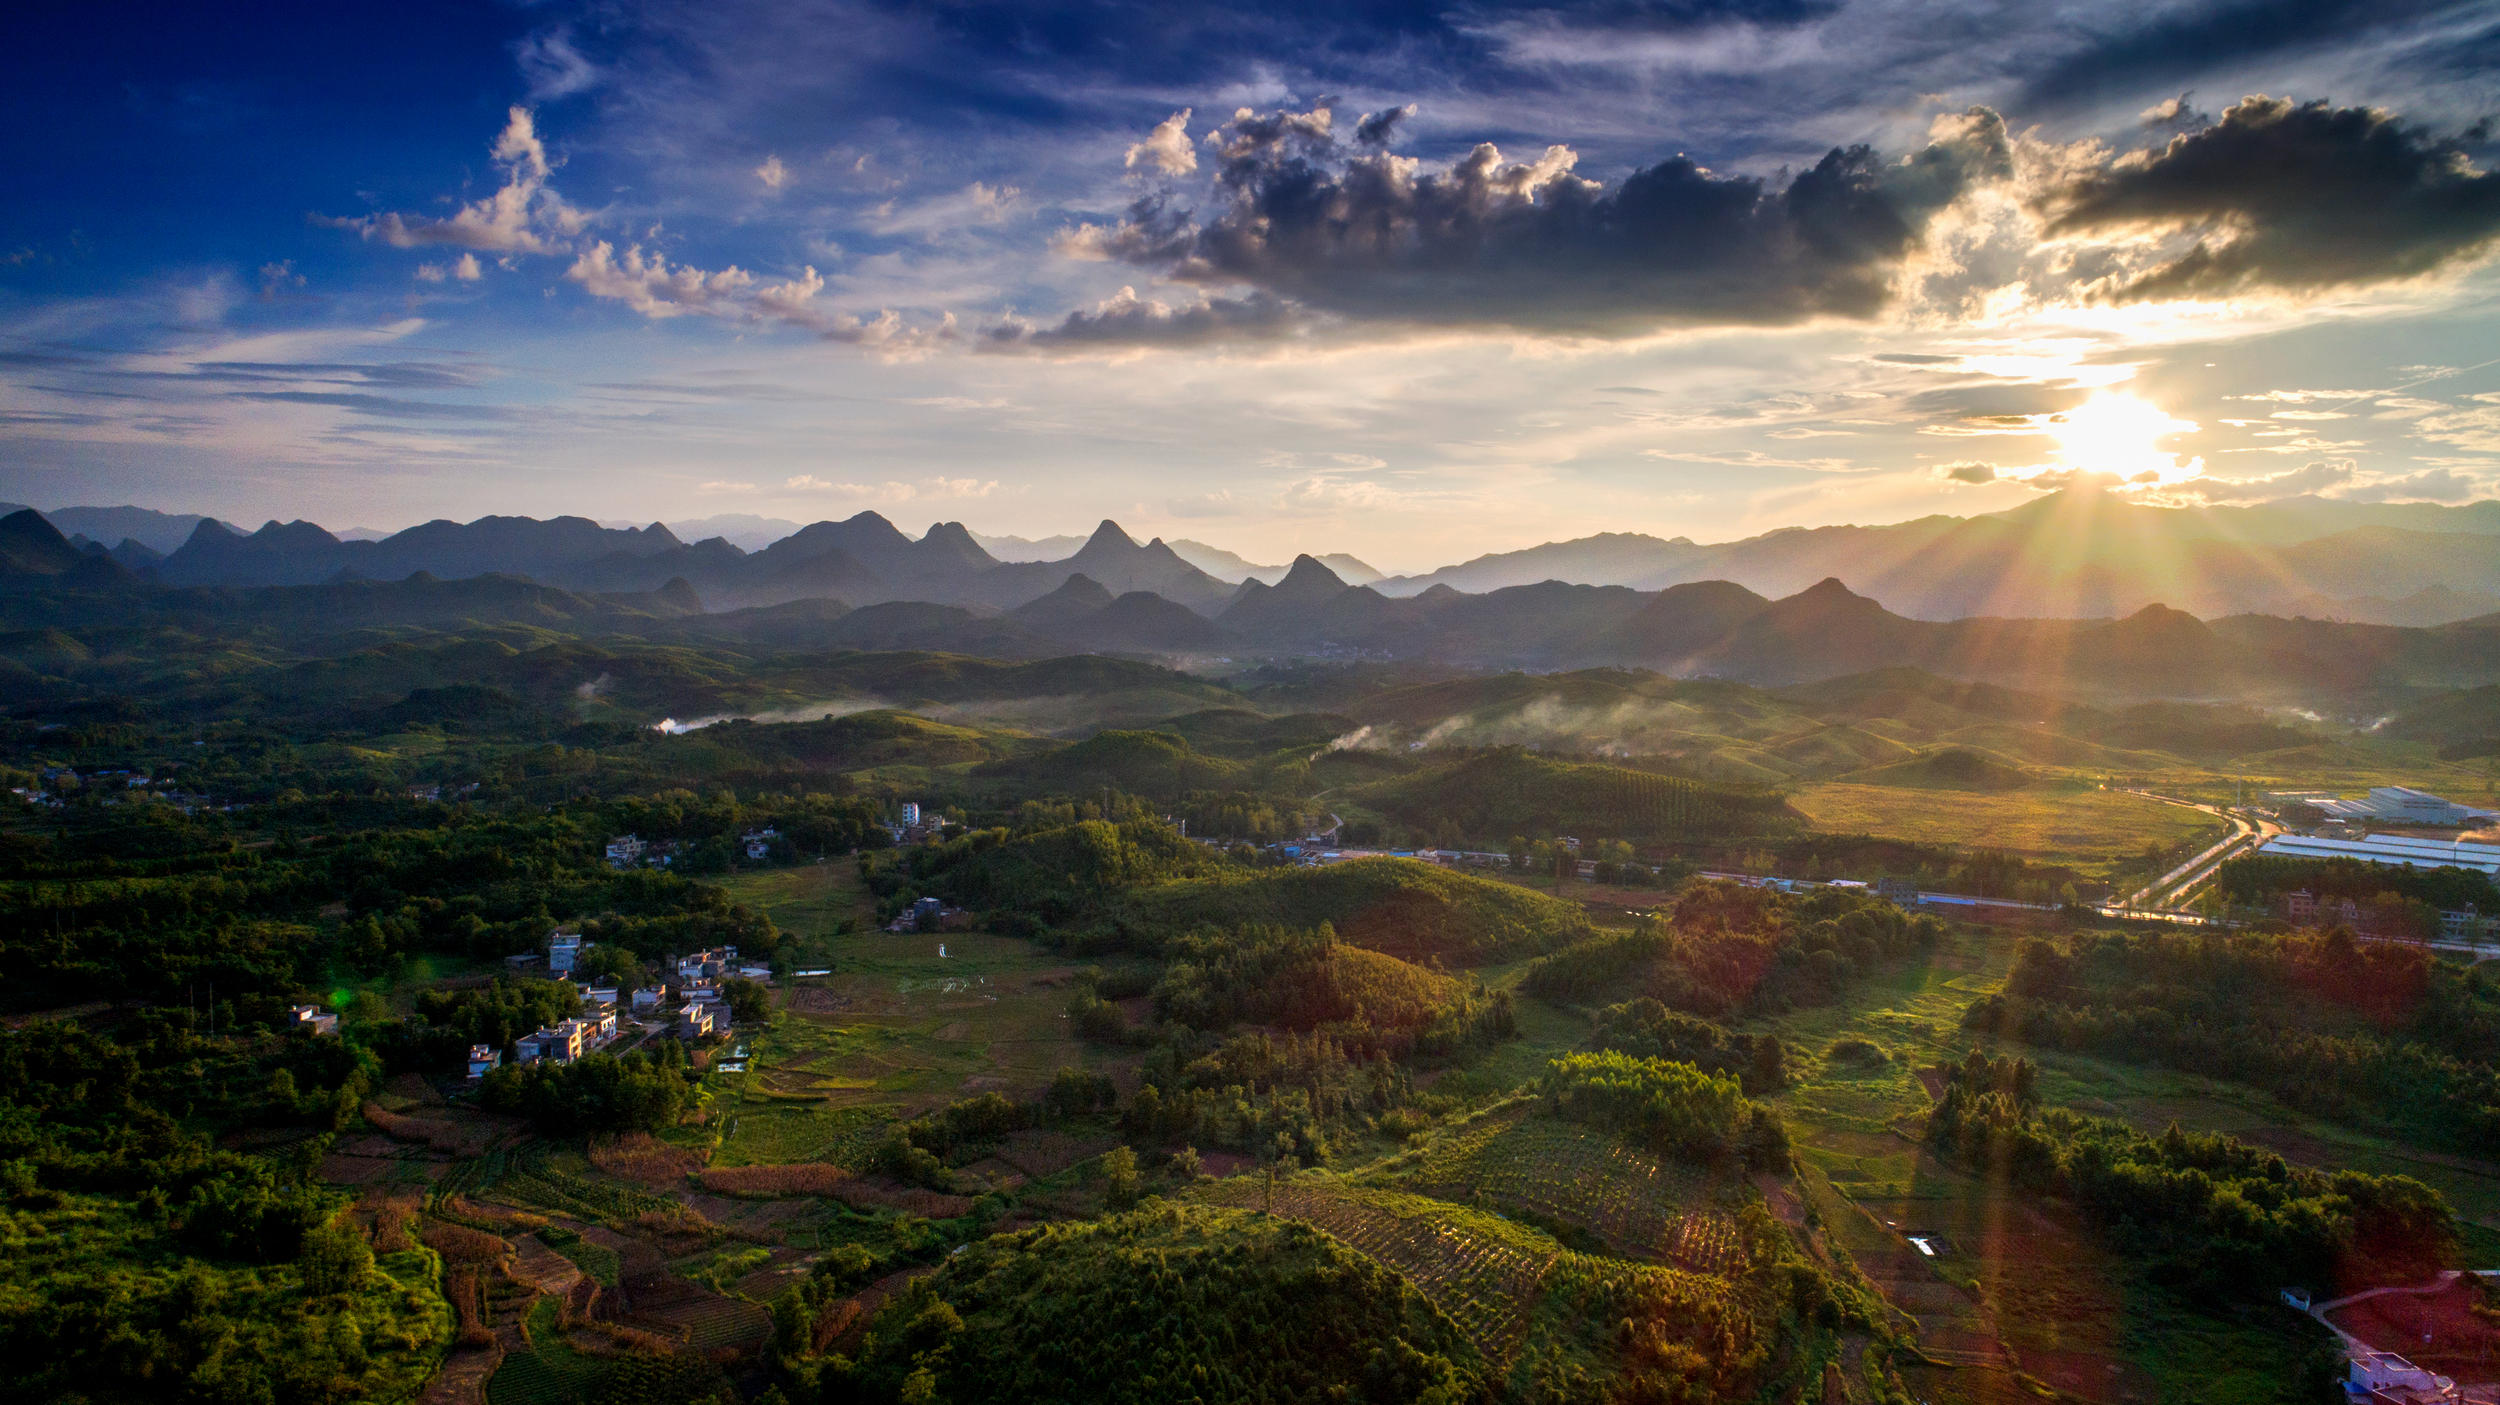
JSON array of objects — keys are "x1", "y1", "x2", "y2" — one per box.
[
  {"x1": 467, "y1": 1044, "x2": 501, "y2": 1079},
  {"x1": 516, "y1": 1020, "x2": 589, "y2": 1065}
]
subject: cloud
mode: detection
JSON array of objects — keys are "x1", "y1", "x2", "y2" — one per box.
[
  {"x1": 1936, "y1": 460, "x2": 1999, "y2": 484},
  {"x1": 322, "y1": 107, "x2": 587, "y2": 255},
  {"x1": 1063, "y1": 100, "x2": 2013, "y2": 337},
  {"x1": 1124, "y1": 110, "x2": 1196, "y2": 176},
  {"x1": 564, "y1": 242, "x2": 946, "y2": 348},
  {"x1": 257, "y1": 261, "x2": 305, "y2": 300},
  {"x1": 228, "y1": 390, "x2": 507, "y2": 421},
  {"x1": 2417, "y1": 394, "x2": 2500, "y2": 452},
  {"x1": 2040, "y1": 96, "x2": 2500, "y2": 301},
  {"x1": 984, "y1": 286, "x2": 1304, "y2": 350},
  {"x1": 1645, "y1": 446, "x2": 1865, "y2": 471},
  {"x1": 757, "y1": 155, "x2": 789, "y2": 191},
  {"x1": 415, "y1": 253, "x2": 484, "y2": 283},
  {"x1": 2178, "y1": 458, "x2": 2356, "y2": 500},
  {"x1": 515, "y1": 27, "x2": 602, "y2": 100},
  {"x1": 2341, "y1": 467, "x2": 2488, "y2": 502},
  {"x1": 782, "y1": 475, "x2": 998, "y2": 499},
  {"x1": 698, "y1": 480, "x2": 760, "y2": 494},
  {"x1": 2022, "y1": 0, "x2": 2465, "y2": 110},
  {"x1": 1353, "y1": 104, "x2": 1414, "y2": 147},
  {"x1": 1279, "y1": 476, "x2": 1396, "y2": 512},
  {"x1": 2138, "y1": 94, "x2": 2208, "y2": 127}
]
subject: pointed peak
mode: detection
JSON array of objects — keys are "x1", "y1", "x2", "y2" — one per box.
[
  {"x1": 1278, "y1": 553, "x2": 1348, "y2": 592},
  {"x1": 1082, "y1": 519, "x2": 1139, "y2": 551},
  {"x1": 1797, "y1": 576, "x2": 1860, "y2": 600}
]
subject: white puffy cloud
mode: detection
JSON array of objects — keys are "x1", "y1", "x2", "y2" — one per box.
[
  {"x1": 757, "y1": 154, "x2": 789, "y2": 191},
  {"x1": 325, "y1": 108, "x2": 587, "y2": 255},
  {"x1": 1124, "y1": 110, "x2": 1196, "y2": 176},
  {"x1": 415, "y1": 254, "x2": 485, "y2": 284}
]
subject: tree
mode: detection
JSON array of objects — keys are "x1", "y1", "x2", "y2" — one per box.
[
  {"x1": 1101, "y1": 1145, "x2": 1140, "y2": 1209},
  {"x1": 298, "y1": 1220, "x2": 374, "y2": 1296}
]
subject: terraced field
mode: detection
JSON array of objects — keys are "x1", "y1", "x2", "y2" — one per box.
[
  {"x1": 1199, "y1": 1178, "x2": 1553, "y2": 1362},
  {"x1": 491, "y1": 1143, "x2": 682, "y2": 1226},
  {"x1": 1381, "y1": 1102, "x2": 1742, "y2": 1272}
]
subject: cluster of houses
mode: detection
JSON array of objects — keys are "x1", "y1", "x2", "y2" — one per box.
[
  {"x1": 2281, "y1": 890, "x2": 2500, "y2": 945},
  {"x1": 13, "y1": 766, "x2": 230, "y2": 814},
  {"x1": 885, "y1": 802, "x2": 948, "y2": 846},
  {"x1": 886, "y1": 894, "x2": 971, "y2": 933},
  {"x1": 601, "y1": 829, "x2": 784, "y2": 868},
  {"x1": 405, "y1": 782, "x2": 482, "y2": 803},
  {"x1": 464, "y1": 934, "x2": 772, "y2": 1078}
]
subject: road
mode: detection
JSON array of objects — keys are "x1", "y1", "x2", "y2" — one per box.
[{"x1": 2115, "y1": 792, "x2": 2276, "y2": 911}]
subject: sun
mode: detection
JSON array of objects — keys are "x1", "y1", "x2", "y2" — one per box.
[{"x1": 2049, "y1": 393, "x2": 2204, "y2": 485}]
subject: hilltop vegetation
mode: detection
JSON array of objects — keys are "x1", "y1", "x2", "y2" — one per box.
[
  {"x1": 11, "y1": 562, "x2": 2500, "y2": 1404},
  {"x1": 819, "y1": 1204, "x2": 1485, "y2": 1405},
  {"x1": 1353, "y1": 747, "x2": 1796, "y2": 846}
]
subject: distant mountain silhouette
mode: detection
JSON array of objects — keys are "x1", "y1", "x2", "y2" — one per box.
[{"x1": 1373, "y1": 490, "x2": 2500, "y2": 623}]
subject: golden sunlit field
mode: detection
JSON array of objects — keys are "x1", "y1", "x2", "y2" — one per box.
[{"x1": 1789, "y1": 782, "x2": 2226, "y2": 877}]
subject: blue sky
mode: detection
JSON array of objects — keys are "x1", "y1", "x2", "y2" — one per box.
[{"x1": 5, "y1": 0, "x2": 2500, "y2": 569}]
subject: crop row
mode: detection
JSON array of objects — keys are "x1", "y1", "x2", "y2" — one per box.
[
  {"x1": 493, "y1": 1143, "x2": 679, "y2": 1225},
  {"x1": 1204, "y1": 1179, "x2": 1554, "y2": 1364},
  {"x1": 1398, "y1": 1111, "x2": 1739, "y2": 1272}
]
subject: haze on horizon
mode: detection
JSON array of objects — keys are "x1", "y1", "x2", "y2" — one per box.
[{"x1": 6, "y1": 0, "x2": 2500, "y2": 573}]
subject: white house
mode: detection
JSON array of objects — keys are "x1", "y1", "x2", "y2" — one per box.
[
  {"x1": 516, "y1": 1021, "x2": 588, "y2": 1065},
  {"x1": 741, "y1": 827, "x2": 778, "y2": 860},
  {"x1": 631, "y1": 986, "x2": 664, "y2": 1012},
  {"x1": 680, "y1": 1003, "x2": 717, "y2": 1038},
  {"x1": 549, "y1": 929, "x2": 584, "y2": 975},
  {"x1": 467, "y1": 1044, "x2": 502, "y2": 1078},
  {"x1": 2346, "y1": 1349, "x2": 2455, "y2": 1402},
  {"x1": 604, "y1": 835, "x2": 647, "y2": 867},
  {"x1": 289, "y1": 1004, "x2": 339, "y2": 1036}
]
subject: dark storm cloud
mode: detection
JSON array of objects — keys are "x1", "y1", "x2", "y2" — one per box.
[
  {"x1": 2042, "y1": 97, "x2": 2500, "y2": 300},
  {"x1": 1072, "y1": 103, "x2": 2011, "y2": 336},
  {"x1": 1354, "y1": 105, "x2": 1415, "y2": 147},
  {"x1": 2020, "y1": 0, "x2": 2474, "y2": 110}
]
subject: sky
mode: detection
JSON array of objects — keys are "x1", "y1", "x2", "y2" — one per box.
[{"x1": 4, "y1": 1, "x2": 2500, "y2": 572}]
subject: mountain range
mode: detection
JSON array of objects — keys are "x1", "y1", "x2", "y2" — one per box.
[
  {"x1": 13, "y1": 488, "x2": 2499, "y2": 625},
  {"x1": 8, "y1": 504, "x2": 2500, "y2": 705}
]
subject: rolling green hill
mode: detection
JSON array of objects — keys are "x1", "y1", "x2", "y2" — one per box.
[
  {"x1": 1113, "y1": 857, "x2": 1592, "y2": 965},
  {"x1": 1354, "y1": 747, "x2": 1796, "y2": 845}
]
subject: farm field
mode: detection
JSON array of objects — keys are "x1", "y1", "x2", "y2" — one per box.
[
  {"x1": 1754, "y1": 928, "x2": 2380, "y2": 1403},
  {"x1": 1371, "y1": 1100, "x2": 1742, "y2": 1272},
  {"x1": 711, "y1": 863, "x2": 878, "y2": 962},
  {"x1": 1788, "y1": 782, "x2": 2226, "y2": 878},
  {"x1": 705, "y1": 927, "x2": 1116, "y2": 1165}
]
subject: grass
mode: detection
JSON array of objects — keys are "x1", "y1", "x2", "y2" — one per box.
[
  {"x1": 1757, "y1": 925, "x2": 2396, "y2": 1403},
  {"x1": 705, "y1": 925, "x2": 1122, "y2": 1167},
  {"x1": 711, "y1": 863, "x2": 877, "y2": 964},
  {"x1": 1788, "y1": 781, "x2": 2225, "y2": 878}
]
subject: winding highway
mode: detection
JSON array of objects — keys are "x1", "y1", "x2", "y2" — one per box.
[{"x1": 2114, "y1": 791, "x2": 2277, "y2": 912}]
